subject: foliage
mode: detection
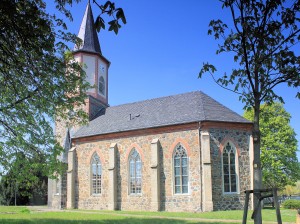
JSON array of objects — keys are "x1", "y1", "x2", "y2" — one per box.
[
  {"x1": 199, "y1": 1, "x2": 300, "y2": 222},
  {"x1": 244, "y1": 103, "x2": 300, "y2": 189},
  {"x1": 0, "y1": 0, "x2": 125, "y2": 182},
  {"x1": 281, "y1": 181, "x2": 300, "y2": 195},
  {"x1": 0, "y1": 152, "x2": 48, "y2": 205},
  {"x1": 0, "y1": 176, "x2": 14, "y2": 206},
  {"x1": 93, "y1": 0, "x2": 127, "y2": 34},
  {"x1": 0, "y1": 0, "x2": 87, "y2": 181},
  {"x1": 282, "y1": 199, "x2": 300, "y2": 209},
  {"x1": 199, "y1": 0, "x2": 300, "y2": 107}
]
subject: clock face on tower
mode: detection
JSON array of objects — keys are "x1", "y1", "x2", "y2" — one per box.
[
  {"x1": 98, "y1": 64, "x2": 105, "y2": 95},
  {"x1": 99, "y1": 64, "x2": 105, "y2": 74}
]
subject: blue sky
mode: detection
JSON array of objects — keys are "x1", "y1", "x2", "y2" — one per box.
[{"x1": 49, "y1": 0, "x2": 300, "y2": 159}]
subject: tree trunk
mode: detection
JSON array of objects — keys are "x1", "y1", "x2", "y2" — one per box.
[{"x1": 253, "y1": 100, "x2": 262, "y2": 224}]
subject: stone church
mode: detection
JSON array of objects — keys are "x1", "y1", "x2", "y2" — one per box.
[{"x1": 48, "y1": 1, "x2": 254, "y2": 212}]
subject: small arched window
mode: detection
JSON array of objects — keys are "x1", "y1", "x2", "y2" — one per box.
[
  {"x1": 129, "y1": 148, "x2": 142, "y2": 194},
  {"x1": 91, "y1": 153, "x2": 102, "y2": 194},
  {"x1": 98, "y1": 76, "x2": 105, "y2": 95},
  {"x1": 173, "y1": 144, "x2": 189, "y2": 194},
  {"x1": 222, "y1": 142, "x2": 238, "y2": 193}
]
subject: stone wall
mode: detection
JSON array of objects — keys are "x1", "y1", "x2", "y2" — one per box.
[
  {"x1": 209, "y1": 128, "x2": 252, "y2": 210},
  {"x1": 48, "y1": 171, "x2": 67, "y2": 209},
  {"x1": 51, "y1": 123, "x2": 253, "y2": 212},
  {"x1": 74, "y1": 129, "x2": 203, "y2": 212}
]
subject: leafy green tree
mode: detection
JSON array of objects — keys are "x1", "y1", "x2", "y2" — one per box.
[
  {"x1": 199, "y1": 1, "x2": 300, "y2": 222},
  {"x1": 0, "y1": 152, "x2": 48, "y2": 205},
  {"x1": 0, "y1": 175, "x2": 15, "y2": 205},
  {"x1": 244, "y1": 103, "x2": 300, "y2": 189},
  {"x1": 281, "y1": 181, "x2": 300, "y2": 196},
  {"x1": 0, "y1": 0, "x2": 125, "y2": 181}
]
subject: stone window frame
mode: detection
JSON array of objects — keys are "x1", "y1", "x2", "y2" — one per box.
[
  {"x1": 128, "y1": 148, "x2": 142, "y2": 196},
  {"x1": 221, "y1": 141, "x2": 240, "y2": 195},
  {"x1": 172, "y1": 143, "x2": 190, "y2": 195},
  {"x1": 90, "y1": 152, "x2": 102, "y2": 195}
]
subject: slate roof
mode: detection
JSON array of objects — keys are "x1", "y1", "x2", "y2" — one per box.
[
  {"x1": 73, "y1": 1, "x2": 102, "y2": 54},
  {"x1": 73, "y1": 91, "x2": 251, "y2": 138}
]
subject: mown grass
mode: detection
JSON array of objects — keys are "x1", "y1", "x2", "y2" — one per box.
[
  {"x1": 0, "y1": 206, "x2": 297, "y2": 224},
  {"x1": 77, "y1": 207, "x2": 296, "y2": 223}
]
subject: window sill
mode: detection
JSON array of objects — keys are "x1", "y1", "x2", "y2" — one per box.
[
  {"x1": 91, "y1": 193, "x2": 101, "y2": 197},
  {"x1": 223, "y1": 192, "x2": 240, "y2": 196},
  {"x1": 173, "y1": 193, "x2": 190, "y2": 196},
  {"x1": 129, "y1": 193, "x2": 142, "y2": 197}
]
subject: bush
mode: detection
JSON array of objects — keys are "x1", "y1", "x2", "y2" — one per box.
[
  {"x1": 20, "y1": 208, "x2": 30, "y2": 214},
  {"x1": 282, "y1": 199, "x2": 300, "y2": 209}
]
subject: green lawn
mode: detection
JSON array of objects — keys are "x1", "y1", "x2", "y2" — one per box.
[{"x1": 0, "y1": 206, "x2": 297, "y2": 224}]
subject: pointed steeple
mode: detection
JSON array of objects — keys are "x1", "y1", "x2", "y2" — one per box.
[{"x1": 74, "y1": 1, "x2": 101, "y2": 54}]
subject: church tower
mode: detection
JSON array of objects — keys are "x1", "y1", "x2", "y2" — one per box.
[
  {"x1": 48, "y1": 1, "x2": 109, "y2": 209},
  {"x1": 73, "y1": 1, "x2": 110, "y2": 120}
]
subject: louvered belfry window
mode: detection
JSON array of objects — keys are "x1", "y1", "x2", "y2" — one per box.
[
  {"x1": 98, "y1": 76, "x2": 105, "y2": 95},
  {"x1": 174, "y1": 144, "x2": 189, "y2": 194},
  {"x1": 129, "y1": 148, "x2": 142, "y2": 194},
  {"x1": 91, "y1": 153, "x2": 102, "y2": 194}
]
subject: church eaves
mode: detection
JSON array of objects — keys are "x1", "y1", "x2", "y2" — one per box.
[{"x1": 73, "y1": 1, "x2": 102, "y2": 54}]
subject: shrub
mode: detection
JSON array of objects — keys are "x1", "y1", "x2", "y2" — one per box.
[
  {"x1": 282, "y1": 199, "x2": 300, "y2": 209},
  {"x1": 20, "y1": 208, "x2": 30, "y2": 214}
]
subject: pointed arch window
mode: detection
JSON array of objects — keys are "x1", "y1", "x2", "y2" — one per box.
[
  {"x1": 98, "y1": 76, "x2": 105, "y2": 95},
  {"x1": 91, "y1": 153, "x2": 102, "y2": 194},
  {"x1": 222, "y1": 142, "x2": 238, "y2": 193},
  {"x1": 129, "y1": 148, "x2": 142, "y2": 194},
  {"x1": 173, "y1": 144, "x2": 189, "y2": 194}
]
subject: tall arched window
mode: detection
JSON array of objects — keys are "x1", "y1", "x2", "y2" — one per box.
[
  {"x1": 222, "y1": 142, "x2": 238, "y2": 193},
  {"x1": 129, "y1": 148, "x2": 142, "y2": 194},
  {"x1": 91, "y1": 153, "x2": 102, "y2": 194},
  {"x1": 173, "y1": 144, "x2": 189, "y2": 194},
  {"x1": 98, "y1": 76, "x2": 105, "y2": 95}
]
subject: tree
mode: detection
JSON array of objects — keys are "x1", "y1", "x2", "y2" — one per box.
[
  {"x1": 244, "y1": 103, "x2": 300, "y2": 189},
  {"x1": 199, "y1": 1, "x2": 300, "y2": 223},
  {"x1": 0, "y1": 0, "x2": 125, "y2": 182},
  {"x1": 0, "y1": 152, "x2": 48, "y2": 205},
  {"x1": 281, "y1": 181, "x2": 300, "y2": 196}
]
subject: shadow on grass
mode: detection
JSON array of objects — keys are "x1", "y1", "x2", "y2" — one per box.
[
  {"x1": 0, "y1": 217, "x2": 234, "y2": 224},
  {"x1": 263, "y1": 206, "x2": 276, "y2": 210}
]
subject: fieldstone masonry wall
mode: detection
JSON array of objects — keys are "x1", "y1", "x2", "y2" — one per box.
[
  {"x1": 74, "y1": 129, "x2": 202, "y2": 212},
  {"x1": 50, "y1": 123, "x2": 252, "y2": 212},
  {"x1": 209, "y1": 128, "x2": 252, "y2": 210}
]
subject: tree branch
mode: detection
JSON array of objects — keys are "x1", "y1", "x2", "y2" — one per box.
[{"x1": 0, "y1": 88, "x2": 39, "y2": 112}]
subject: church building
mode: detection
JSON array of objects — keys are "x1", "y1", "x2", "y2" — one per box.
[{"x1": 48, "y1": 2, "x2": 254, "y2": 212}]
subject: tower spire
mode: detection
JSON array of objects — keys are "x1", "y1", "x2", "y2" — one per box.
[{"x1": 74, "y1": 1, "x2": 101, "y2": 54}]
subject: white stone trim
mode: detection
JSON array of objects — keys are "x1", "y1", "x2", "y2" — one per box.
[{"x1": 200, "y1": 131, "x2": 213, "y2": 212}]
